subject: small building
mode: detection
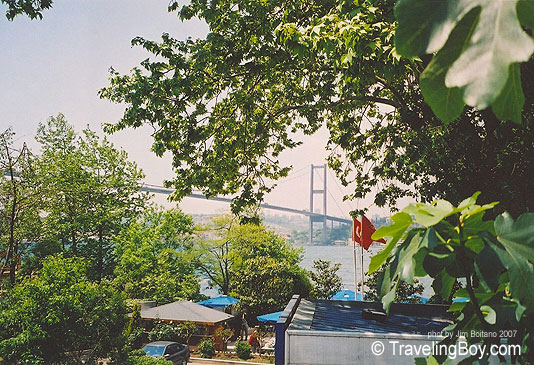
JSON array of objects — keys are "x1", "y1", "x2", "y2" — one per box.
[
  {"x1": 139, "y1": 300, "x2": 236, "y2": 339},
  {"x1": 275, "y1": 295, "x2": 454, "y2": 365}
]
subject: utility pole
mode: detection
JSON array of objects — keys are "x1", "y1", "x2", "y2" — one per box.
[{"x1": 309, "y1": 164, "x2": 328, "y2": 244}]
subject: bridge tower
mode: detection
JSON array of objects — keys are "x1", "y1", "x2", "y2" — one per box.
[{"x1": 309, "y1": 164, "x2": 327, "y2": 244}]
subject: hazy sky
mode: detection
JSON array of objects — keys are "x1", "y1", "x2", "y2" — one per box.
[{"x1": 0, "y1": 0, "x2": 401, "y2": 218}]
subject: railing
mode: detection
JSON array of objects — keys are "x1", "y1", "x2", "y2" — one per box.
[{"x1": 275, "y1": 295, "x2": 301, "y2": 365}]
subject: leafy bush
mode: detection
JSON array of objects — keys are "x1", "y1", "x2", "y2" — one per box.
[
  {"x1": 213, "y1": 327, "x2": 233, "y2": 352},
  {"x1": 148, "y1": 322, "x2": 180, "y2": 342},
  {"x1": 177, "y1": 321, "x2": 198, "y2": 345},
  {"x1": 235, "y1": 340, "x2": 251, "y2": 360},
  {"x1": 0, "y1": 255, "x2": 128, "y2": 364},
  {"x1": 198, "y1": 338, "x2": 215, "y2": 358},
  {"x1": 372, "y1": 192, "x2": 534, "y2": 363},
  {"x1": 127, "y1": 327, "x2": 145, "y2": 349},
  {"x1": 126, "y1": 349, "x2": 170, "y2": 365}
]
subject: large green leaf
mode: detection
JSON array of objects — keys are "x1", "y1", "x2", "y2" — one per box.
[
  {"x1": 482, "y1": 213, "x2": 534, "y2": 308},
  {"x1": 369, "y1": 212, "x2": 412, "y2": 273},
  {"x1": 474, "y1": 243, "x2": 504, "y2": 292},
  {"x1": 432, "y1": 269, "x2": 456, "y2": 300},
  {"x1": 517, "y1": 0, "x2": 534, "y2": 29},
  {"x1": 397, "y1": 232, "x2": 423, "y2": 282},
  {"x1": 419, "y1": 8, "x2": 478, "y2": 123},
  {"x1": 495, "y1": 212, "x2": 534, "y2": 254},
  {"x1": 491, "y1": 63, "x2": 524, "y2": 124},
  {"x1": 396, "y1": 0, "x2": 534, "y2": 122},
  {"x1": 404, "y1": 199, "x2": 455, "y2": 227}
]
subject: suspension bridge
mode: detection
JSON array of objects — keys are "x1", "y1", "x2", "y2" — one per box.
[
  {"x1": 140, "y1": 164, "x2": 352, "y2": 244},
  {"x1": 4, "y1": 163, "x2": 352, "y2": 244}
]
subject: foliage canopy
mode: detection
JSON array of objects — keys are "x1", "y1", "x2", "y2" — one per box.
[
  {"x1": 371, "y1": 193, "x2": 534, "y2": 363},
  {"x1": 0, "y1": 255, "x2": 127, "y2": 363},
  {"x1": 101, "y1": 0, "x2": 534, "y2": 218}
]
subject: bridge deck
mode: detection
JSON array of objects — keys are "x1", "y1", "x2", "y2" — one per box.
[{"x1": 140, "y1": 185, "x2": 351, "y2": 224}]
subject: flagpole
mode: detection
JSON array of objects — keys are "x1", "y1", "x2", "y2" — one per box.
[
  {"x1": 360, "y1": 215, "x2": 365, "y2": 301},
  {"x1": 352, "y1": 219, "x2": 358, "y2": 301}
]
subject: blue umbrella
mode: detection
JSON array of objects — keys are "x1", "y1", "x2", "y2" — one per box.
[
  {"x1": 330, "y1": 290, "x2": 362, "y2": 301},
  {"x1": 197, "y1": 295, "x2": 239, "y2": 308},
  {"x1": 257, "y1": 311, "x2": 283, "y2": 324}
]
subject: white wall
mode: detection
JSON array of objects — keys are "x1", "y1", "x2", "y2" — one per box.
[{"x1": 285, "y1": 331, "x2": 507, "y2": 365}]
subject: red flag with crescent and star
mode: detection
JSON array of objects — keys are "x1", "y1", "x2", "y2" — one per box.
[{"x1": 352, "y1": 216, "x2": 386, "y2": 250}]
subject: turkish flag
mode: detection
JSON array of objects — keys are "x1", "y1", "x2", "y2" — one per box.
[{"x1": 352, "y1": 216, "x2": 386, "y2": 250}]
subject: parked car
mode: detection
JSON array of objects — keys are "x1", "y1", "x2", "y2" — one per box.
[{"x1": 142, "y1": 341, "x2": 190, "y2": 364}]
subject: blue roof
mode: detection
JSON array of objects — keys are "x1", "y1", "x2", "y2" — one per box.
[
  {"x1": 310, "y1": 301, "x2": 450, "y2": 334},
  {"x1": 330, "y1": 290, "x2": 362, "y2": 301},
  {"x1": 257, "y1": 311, "x2": 283, "y2": 324},
  {"x1": 197, "y1": 295, "x2": 239, "y2": 308}
]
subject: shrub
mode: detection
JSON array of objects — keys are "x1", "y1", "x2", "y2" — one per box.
[
  {"x1": 127, "y1": 327, "x2": 145, "y2": 349},
  {"x1": 148, "y1": 322, "x2": 180, "y2": 342},
  {"x1": 235, "y1": 340, "x2": 251, "y2": 360},
  {"x1": 213, "y1": 327, "x2": 233, "y2": 352},
  {"x1": 198, "y1": 338, "x2": 215, "y2": 358},
  {"x1": 108, "y1": 348, "x2": 168, "y2": 365}
]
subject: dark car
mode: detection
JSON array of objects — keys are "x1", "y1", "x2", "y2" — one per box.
[{"x1": 142, "y1": 341, "x2": 190, "y2": 364}]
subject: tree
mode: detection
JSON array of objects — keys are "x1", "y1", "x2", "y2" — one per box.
[
  {"x1": 362, "y1": 268, "x2": 424, "y2": 304},
  {"x1": 126, "y1": 302, "x2": 142, "y2": 339},
  {"x1": 113, "y1": 207, "x2": 201, "y2": 303},
  {"x1": 193, "y1": 215, "x2": 304, "y2": 299},
  {"x1": 0, "y1": 255, "x2": 127, "y2": 364},
  {"x1": 101, "y1": 0, "x2": 534, "y2": 218},
  {"x1": 1, "y1": 0, "x2": 52, "y2": 20},
  {"x1": 35, "y1": 114, "x2": 147, "y2": 280},
  {"x1": 193, "y1": 215, "x2": 236, "y2": 295},
  {"x1": 371, "y1": 193, "x2": 534, "y2": 363},
  {"x1": 231, "y1": 256, "x2": 310, "y2": 321},
  {"x1": 308, "y1": 259, "x2": 342, "y2": 300},
  {"x1": 0, "y1": 128, "x2": 41, "y2": 286},
  {"x1": 178, "y1": 321, "x2": 198, "y2": 345}
]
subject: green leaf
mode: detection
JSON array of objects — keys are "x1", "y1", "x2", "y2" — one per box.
[
  {"x1": 420, "y1": 8, "x2": 478, "y2": 123},
  {"x1": 432, "y1": 269, "x2": 455, "y2": 300},
  {"x1": 414, "y1": 356, "x2": 439, "y2": 365},
  {"x1": 397, "y1": 233, "x2": 423, "y2": 282},
  {"x1": 448, "y1": 301, "x2": 467, "y2": 312},
  {"x1": 381, "y1": 280, "x2": 398, "y2": 314},
  {"x1": 369, "y1": 212, "x2": 412, "y2": 273},
  {"x1": 404, "y1": 200, "x2": 455, "y2": 227},
  {"x1": 444, "y1": 1, "x2": 534, "y2": 110},
  {"x1": 421, "y1": 227, "x2": 438, "y2": 250},
  {"x1": 480, "y1": 305, "x2": 496, "y2": 325},
  {"x1": 515, "y1": 303, "x2": 526, "y2": 321},
  {"x1": 483, "y1": 227, "x2": 534, "y2": 308},
  {"x1": 396, "y1": 0, "x2": 534, "y2": 118},
  {"x1": 394, "y1": 0, "x2": 451, "y2": 57},
  {"x1": 474, "y1": 246, "x2": 503, "y2": 292},
  {"x1": 423, "y1": 251, "x2": 452, "y2": 278},
  {"x1": 495, "y1": 212, "x2": 534, "y2": 260},
  {"x1": 517, "y1": 0, "x2": 534, "y2": 29},
  {"x1": 491, "y1": 63, "x2": 524, "y2": 124}
]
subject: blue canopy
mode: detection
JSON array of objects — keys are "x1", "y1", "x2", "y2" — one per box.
[
  {"x1": 330, "y1": 290, "x2": 362, "y2": 301},
  {"x1": 257, "y1": 311, "x2": 283, "y2": 324},
  {"x1": 452, "y1": 297, "x2": 469, "y2": 303},
  {"x1": 197, "y1": 295, "x2": 239, "y2": 308}
]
